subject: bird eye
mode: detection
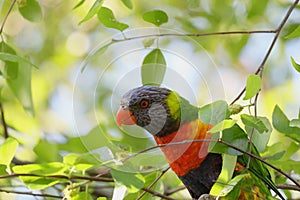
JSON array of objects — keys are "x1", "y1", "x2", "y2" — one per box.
[{"x1": 139, "y1": 99, "x2": 149, "y2": 109}]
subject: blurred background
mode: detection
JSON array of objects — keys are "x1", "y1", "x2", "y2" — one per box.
[{"x1": 0, "y1": 0, "x2": 299, "y2": 199}]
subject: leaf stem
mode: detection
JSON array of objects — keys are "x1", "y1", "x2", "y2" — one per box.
[{"x1": 0, "y1": 0, "x2": 17, "y2": 35}]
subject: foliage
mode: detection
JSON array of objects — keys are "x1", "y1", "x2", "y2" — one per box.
[{"x1": 0, "y1": 0, "x2": 299, "y2": 199}]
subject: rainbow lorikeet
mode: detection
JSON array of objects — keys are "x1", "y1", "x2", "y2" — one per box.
[{"x1": 116, "y1": 86, "x2": 284, "y2": 199}]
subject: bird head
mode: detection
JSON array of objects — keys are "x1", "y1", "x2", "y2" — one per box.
[{"x1": 116, "y1": 86, "x2": 198, "y2": 137}]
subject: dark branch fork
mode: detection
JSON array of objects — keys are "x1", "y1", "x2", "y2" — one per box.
[{"x1": 231, "y1": 0, "x2": 300, "y2": 105}]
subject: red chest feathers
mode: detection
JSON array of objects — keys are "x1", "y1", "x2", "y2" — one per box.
[{"x1": 154, "y1": 119, "x2": 212, "y2": 176}]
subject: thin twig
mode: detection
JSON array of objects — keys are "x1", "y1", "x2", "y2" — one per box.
[
  {"x1": 136, "y1": 167, "x2": 170, "y2": 200},
  {"x1": 165, "y1": 186, "x2": 186, "y2": 196},
  {"x1": 0, "y1": 173, "x2": 114, "y2": 182},
  {"x1": 256, "y1": 0, "x2": 300, "y2": 77},
  {"x1": 112, "y1": 30, "x2": 276, "y2": 43},
  {"x1": 71, "y1": 175, "x2": 114, "y2": 182},
  {"x1": 141, "y1": 187, "x2": 175, "y2": 200},
  {"x1": 68, "y1": 168, "x2": 111, "y2": 190},
  {"x1": 0, "y1": 0, "x2": 17, "y2": 34},
  {"x1": 277, "y1": 184, "x2": 300, "y2": 192},
  {"x1": 0, "y1": 102, "x2": 8, "y2": 139},
  {"x1": 231, "y1": 0, "x2": 300, "y2": 105},
  {"x1": 0, "y1": 188, "x2": 62, "y2": 198},
  {"x1": 121, "y1": 145, "x2": 160, "y2": 163}
]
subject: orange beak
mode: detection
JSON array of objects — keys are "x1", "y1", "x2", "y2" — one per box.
[{"x1": 116, "y1": 108, "x2": 136, "y2": 127}]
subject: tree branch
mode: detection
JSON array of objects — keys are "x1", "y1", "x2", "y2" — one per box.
[
  {"x1": 0, "y1": 173, "x2": 114, "y2": 182},
  {"x1": 165, "y1": 186, "x2": 186, "y2": 196},
  {"x1": 0, "y1": 0, "x2": 17, "y2": 35},
  {"x1": 277, "y1": 184, "x2": 300, "y2": 192},
  {"x1": 112, "y1": 30, "x2": 276, "y2": 42},
  {"x1": 121, "y1": 139, "x2": 300, "y2": 189},
  {"x1": 0, "y1": 188, "x2": 62, "y2": 199},
  {"x1": 231, "y1": 0, "x2": 300, "y2": 105},
  {"x1": 141, "y1": 187, "x2": 175, "y2": 200},
  {"x1": 136, "y1": 167, "x2": 170, "y2": 200}
]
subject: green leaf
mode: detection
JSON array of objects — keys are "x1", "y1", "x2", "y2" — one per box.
[
  {"x1": 199, "y1": 100, "x2": 230, "y2": 124},
  {"x1": 245, "y1": 117, "x2": 271, "y2": 152},
  {"x1": 186, "y1": 0, "x2": 200, "y2": 9},
  {"x1": 124, "y1": 172, "x2": 163, "y2": 200},
  {"x1": 241, "y1": 114, "x2": 268, "y2": 133},
  {"x1": 7, "y1": 57, "x2": 35, "y2": 116},
  {"x1": 110, "y1": 168, "x2": 145, "y2": 193},
  {"x1": 63, "y1": 153, "x2": 79, "y2": 166},
  {"x1": 0, "y1": 1, "x2": 4, "y2": 12},
  {"x1": 97, "y1": 7, "x2": 129, "y2": 31},
  {"x1": 142, "y1": 10, "x2": 168, "y2": 26},
  {"x1": 219, "y1": 174, "x2": 247, "y2": 196},
  {"x1": 121, "y1": 0, "x2": 133, "y2": 9},
  {"x1": 62, "y1": 153, "x2": 94, "y2": 171},
  {"x1": 141, "y1": 48, "x2": 166, "y2": 86},
  {"x1": 272, "y1": 105, "x2": 300, "y2": 142},
  {"x1": 81, "y1": 42, "x2": 111, "y2": 72},
  {"x1": 208, "y1": 119, "x2": 236, "y2": 133},
  {"x1": 13, "y1": 162, "x2": 67, "y2": 190},
  {"x1": 34, "y1": 140, "x2": 59, "y2": 162},
  {"x1": 0, "y1": 164, "x2": 7, "y2": 175},
  {"x1": 210, "y1": 154, "x2": 237, "y2": 196},
  {"x1": 0, "y1": 137, "x2": 19, "y2": 166},
  {"x1": 121, "y1": 152, "x2": 166, "y2": 172},
  {"x1": 18, "y1": 0, "x2": 42, "y2": 22},
  {"x1": 290, "y1": 119, "x2": 300, "y2": 128},
  {"x1": 285, "y1": 26, "x2": 300, "y2": 39},
  {"x1": 72, "y1": 192, "x2": 93, "y2": 200},
  {"x1": 73, "y1": 0, "x2": 85, "y2": 9},
  {"x1": 209, "y1": 124, "x2": 249, "y2": 155},
  {"x1": 243, "y1": 74, "x2": 262, "y2": 100},
  {"x1": 290, "y1": 56, "x2": 300, "y2": 73},
  {"x1": 0, "y1": 42, "x2": 18, "y2": 79},
  {"x1": 228, "y1": 104, "x2": 243, "y2": 115},
  {"x1": 266, "y1": 151, "x2": 285, "y2": 161},
  {"x1": 142, "y1": 38, "x2": 155, "y2": 48},
  {"x1": 0, "y1": 52, "x2": 38, "y2": 68},
  {"x1": 59, "y1": 126, "x2": 119, "y2": 156},
  {"x1": 281, "y1": 142, "x2": 299, "y2": 161},
  {"x1": 13, "y1": 162, "x2": 66, "y2": 175},
  {"x1": 79, "y1": 0, "x2": 103, "y2": 24}
]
